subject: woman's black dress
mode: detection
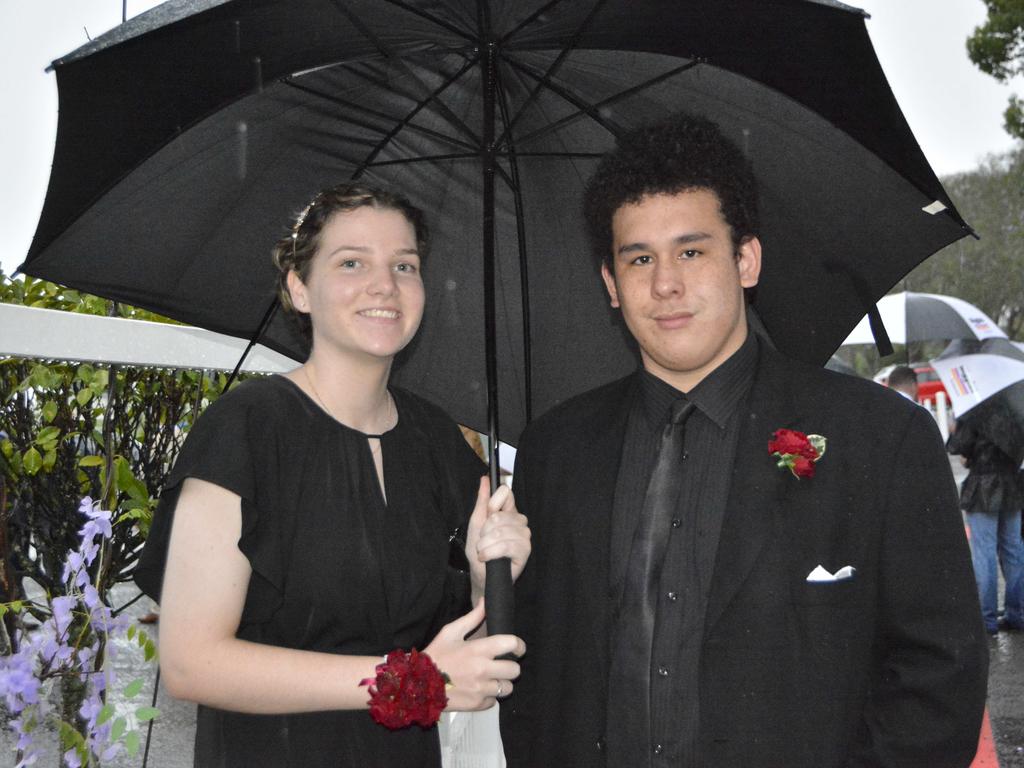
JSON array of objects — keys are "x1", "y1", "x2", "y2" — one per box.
[{"x1": 135, "y1": 376, "x2": 485, "y2": 767}]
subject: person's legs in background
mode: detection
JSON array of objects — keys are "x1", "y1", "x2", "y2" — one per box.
[
  {"x1": 997, "y1": 507, "x2": 1024, "y2": 630},
  {"x1": 967, "y1": 510, "x2": 1000, "y2": 634}
]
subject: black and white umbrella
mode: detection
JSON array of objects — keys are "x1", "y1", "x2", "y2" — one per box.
[{"x1": 842, "y1": 292, "x2": 1005, "y2": 348}]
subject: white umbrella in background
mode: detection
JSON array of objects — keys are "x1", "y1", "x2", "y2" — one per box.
[
  {"x1": 842, "y1": 292, "x2": 1006, "y2": 346},
  {"x1": 931, "y1": 354, "x2": 1024, "y2": 419}
]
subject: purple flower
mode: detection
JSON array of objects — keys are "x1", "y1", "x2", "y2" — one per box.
[
  {"x1": 61, "y1": 551, "x2": 90, "y2": 589},
  {"x1": 79, "y1": 537, "x2": 100, "y2": 566},
  {"x1": 0, "y1": 653, "x2": 40, "y2": 709},
  {"x1": 51, "y1": 596, "x2": 76, "y2": 639},
  {"x1": 0, "y1": 499, "x2": 157, "y2": 762},
  {"x1": 82, "y1": 585, "x2": 100, "y2": 611},
  {"x1": 99, "y1": 742, "x2": 122, "y2": 762},
  {"x1": 79, "y1": 690, "x2": 103, "y2": 727},
  {"x1": 10, "y1": 717, "x2": 37, "y2": 765},
  {"x1": 79, "y1": 498, "x2": 113, "y2": 541}
]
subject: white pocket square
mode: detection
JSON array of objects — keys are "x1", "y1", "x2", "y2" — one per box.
[{"x1": 805, "y1": 564, "x2": 856, "y2": 582}]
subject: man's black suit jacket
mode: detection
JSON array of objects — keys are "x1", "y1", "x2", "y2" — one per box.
[{"x1": 501, "y1": 344, "x2": 988, "y2": 768}]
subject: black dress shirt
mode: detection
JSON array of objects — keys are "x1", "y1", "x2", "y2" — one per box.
[{"x1": 607, "y1": 332, "x2": 758, "y2": 766}]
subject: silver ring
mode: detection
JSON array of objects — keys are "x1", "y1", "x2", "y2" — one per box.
[{"x1": 496, "y1": 680, "x2": 504, "y2": 698}]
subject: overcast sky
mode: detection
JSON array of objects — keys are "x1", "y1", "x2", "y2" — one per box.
[{"x1": 2, "y1": 0, "x2": 1021, "y2": 276}]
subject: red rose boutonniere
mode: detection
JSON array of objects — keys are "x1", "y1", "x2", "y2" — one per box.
[
  {"x1": 360, "y1": 648, "x2": 450, "y2": 729},
  {"x1": 768, "y1": 428, "x2": 827, "y2": 479}
]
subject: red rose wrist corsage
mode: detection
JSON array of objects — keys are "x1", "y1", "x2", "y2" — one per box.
[
  {"x1": 360, "y1": 648, "x2": 450, "y2": 729},
  {"x1": 768, "y1": 428, "x2": 827, "y2": 479}
]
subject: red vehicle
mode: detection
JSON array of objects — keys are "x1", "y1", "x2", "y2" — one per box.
[{"x1": 873, "y1": 363, "x2": 949, "y2": 405}]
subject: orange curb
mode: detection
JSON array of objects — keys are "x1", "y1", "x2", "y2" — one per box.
[{"x1": 970, "y1": 709, "x2": 1000, "y2": 767}]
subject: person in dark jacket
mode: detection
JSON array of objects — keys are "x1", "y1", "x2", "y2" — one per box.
[
  {"x1": 500, "y1": 113, "x2": 988, "y2": 768},
  {"x1": 949, "y1": 404, "x2": 1024, "y2": 634}
]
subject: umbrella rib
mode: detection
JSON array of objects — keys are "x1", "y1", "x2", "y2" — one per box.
[
  {"x1": 499, "y1": 54, "x2": 622, "y2": 143},
  {"x1": 365, "y1": 151, "x2": 603, "y2": 168},
  {"x1": 495, "y1": 67, "x2": 532, "y2": 425},
  {"x1": 350, "y1": 55, "x2": 482, "y2": 179},
  {"x1": 494, "y1": 0, "x2": 610, "y2": 149},
  {"x1": 282, "y1": 79, "x2": 478, "y2": 153},
  {"x1": 511, "y1": 60, "x2": 700, "y2": 147},
  {"x1": 326, "y1": 0, "x2": 482, "y2": 147},
  {"x1": 378, "y1": 0, "x2": 476, "y2": 41},
  {"x1": 366, "y1": 152, "x2": 480, "y2": 168}
]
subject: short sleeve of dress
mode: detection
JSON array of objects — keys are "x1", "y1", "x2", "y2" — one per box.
[{"x1": 134, "y1": 380, "x2": 285, "y2": 621}]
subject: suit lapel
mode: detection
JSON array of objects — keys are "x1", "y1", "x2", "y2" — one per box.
[
  {"x1": 705, "y1": 347, "x2": 799, "y2": 634},
  {"x1": 567, "y1": 378, "x2": 635, "y2": 637}
]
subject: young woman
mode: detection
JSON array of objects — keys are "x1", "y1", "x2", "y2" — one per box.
[{"x1": 135, "y1": 183, "x2": 530, "y2": 767}]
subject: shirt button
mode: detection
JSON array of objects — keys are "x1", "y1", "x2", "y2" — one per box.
[
  {"x1": 667, "y1": 591, "x2": 678, "y2": 601},
  {"x1": 658, "y1": 666, "x2": 669, "y2": 677},
  {"x1": 653, "y1": 744, "x2": 664, "y2": 755},
  {"x1": 596, "y1": 737, "x2": 605, "y2": 752},
  {"x1": 671, "y1": 519, "x2": 681, "y2": 528}
]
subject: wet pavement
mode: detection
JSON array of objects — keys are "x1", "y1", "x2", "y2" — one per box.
[{"x1": 989, "y1": 626, "x2": 1024, "y2": 766}]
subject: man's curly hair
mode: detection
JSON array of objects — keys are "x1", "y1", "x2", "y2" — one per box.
[{"x1": 583, "y1": 114, "x2": 760, "y2": 268}]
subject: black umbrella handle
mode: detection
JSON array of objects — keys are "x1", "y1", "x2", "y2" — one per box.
[
  {"x1": 485, "y1": 557, "x2": 515, "y2": 638},
  {"x1": 483, "y1": 441, "x2": 515, "y2": 645}
]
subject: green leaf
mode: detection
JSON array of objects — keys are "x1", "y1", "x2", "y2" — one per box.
[
  {"x1": 78, "y1": 455, "x2": 105, "y2": 468},
  {"x1": 29, "y1": 364, "x2": 55, "y2": 390},
  {"x1": 97, "y1": 703, "x2": 115, "y2": 726},
  {"x1": 125, "y1": 730, "x2": 141, "y2": 756},
  {"x1": 123, "y1": 678, "x2": 145, "y2": 699},
  {"x1": 8, "y1": 601, "x2": 22, "y2": 613},
  {"x1": 42, "y1": 400, "x2": 58, "y2": 423},
  {"x1": 75, "y1": 363, "x2": 95, "y2": 383},
  {"x1": 144, "y1": 638, "x2": 158, "y2": 662},
  {"x1": 76, "y1": 387, "x2": 94, "y2": 407},
  {"x1": 115, "y1": 457, "x2": 150, "y2": 503},
  {"x1": 0, "y1": 439, "x2": 13, "y2": 459},
  {"x1": 35, "y1": 426, "x2": 60, "y2": 445},
  {"x1": 126, "y1": 625, "x2": 136, "y2": 641},
  {"x1": 58, "y1": 721, "x2": 86, "y2": 749},
  {"x1": 22, "y1": 447, "x2": 43, "y2": 475},
  {"x1": 110, "y1": 716, "x2": 127, "y2": 741},
  {"x1": 42, "y1": 449, "x2": 57, "y2": 472},
  {"x1": 135, "y1": 706, "x2": 160, "y2": 723}
]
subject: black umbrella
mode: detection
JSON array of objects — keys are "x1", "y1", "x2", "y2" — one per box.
[
  {"x1": 20, "y1": 0, "x2": 971, "y2": 631},
  {"x1": 22, "y1": 0, "x2": 970, "y2": 445}
]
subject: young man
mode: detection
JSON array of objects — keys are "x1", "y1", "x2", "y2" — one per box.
[{"x1": 500, "y1": 115, "x2": 987, "y2": 767}]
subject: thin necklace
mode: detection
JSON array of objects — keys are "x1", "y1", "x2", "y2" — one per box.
[{"x1": 302, "y1": 366, "x2": 393, "y2": 439}]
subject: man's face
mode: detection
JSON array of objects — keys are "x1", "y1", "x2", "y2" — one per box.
[{"x1": 601, "y1": 189, "x2": 761, "y2": 392}]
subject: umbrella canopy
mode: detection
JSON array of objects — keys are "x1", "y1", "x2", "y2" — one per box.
[
  {"x1": 931, "y1": 354, "x2": 1024, "y2": 420},
  {"x1": 21, "y1": 0, "x2": 971, "y2": 444},
  {"x1": 933, "y1": 353, "x2": 1024, "y2": 467},
  {"x1": 842, "y1": 292, "x2": 1006, "y2": 348}
]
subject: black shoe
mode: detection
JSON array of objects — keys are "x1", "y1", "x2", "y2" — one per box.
[{"x1": 997, "y1": 618, "x2": 1023, "y2": 632}]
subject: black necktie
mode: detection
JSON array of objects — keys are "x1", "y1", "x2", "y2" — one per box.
[{"x1": 606, "y1": 399, "x2": 695, "y2": 765}]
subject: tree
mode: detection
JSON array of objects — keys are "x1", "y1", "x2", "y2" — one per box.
[
  {"x1": 902, "y1": 148, "x2": 1024, "y2": 339},
  {"x1": 967, "y1": 0, "x2": 1024, "y2": 139}
]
